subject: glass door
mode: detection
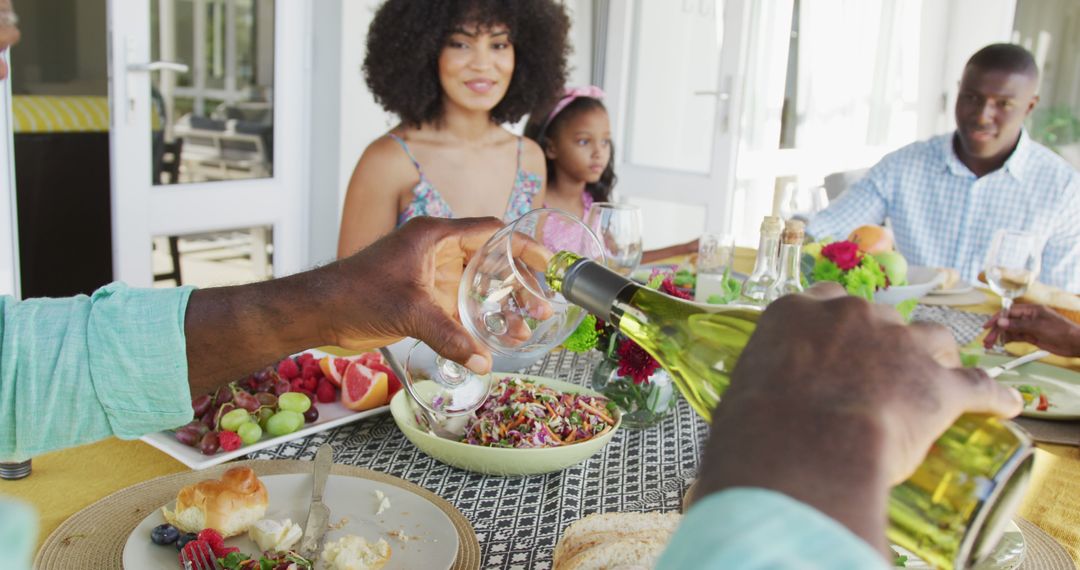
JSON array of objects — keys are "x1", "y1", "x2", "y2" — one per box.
[
  {"x1": 602, "y1": 0, "x2": 779, "y2": 239},
  {"x1": 108, "y1": 0, "x2": 309, "y2": 287}
]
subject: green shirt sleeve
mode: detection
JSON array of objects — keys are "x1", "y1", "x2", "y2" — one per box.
[
  {"x1": 657, "y1": 487, "x2": 889, "y2": 569},
  {"x1": 0, "y1": 283, "x2": 196, "y2": 461}
]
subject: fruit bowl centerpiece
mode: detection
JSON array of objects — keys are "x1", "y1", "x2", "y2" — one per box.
[{"x1": 804, "y1": 225, "x2": 940, "y2": 317}]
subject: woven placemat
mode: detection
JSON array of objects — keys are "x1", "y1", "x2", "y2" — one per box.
[
  {"x1": 1016, "y1": 518, "x2": 1076, "y2": 569},
  {"x1": 34, "y1": 459, "x2": 479, "y2": 569},
  {"x1": 1015, "y1": 417, "x2": 1080, "y2": 447}
]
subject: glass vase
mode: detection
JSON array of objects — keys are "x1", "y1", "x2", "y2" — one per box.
[{"x1": 591, "y1": 355, "x2": 675, "y2": 429}]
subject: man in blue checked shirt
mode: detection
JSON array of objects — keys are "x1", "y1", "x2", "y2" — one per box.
[{"x1": 809, "y1": 43, "x2": 1080, "y2": 292}]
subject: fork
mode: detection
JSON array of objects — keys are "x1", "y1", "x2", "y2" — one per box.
[{"x1": 179, "y1": 540, "x2": 222, "y2": 570}]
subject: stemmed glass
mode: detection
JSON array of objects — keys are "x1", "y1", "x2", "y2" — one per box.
[
  {"x1": 778, "y1": 183, "x2": 829, "y2": 222},
  {"x1": 983, "y1": 229, "x2": 1043, "y2": 354},
  {"x1": 585, "y1": 202, "x2": 643, "y2": 276},
  {"x1": 401, "y1": 209, "x2": 605, "y2": 418}
]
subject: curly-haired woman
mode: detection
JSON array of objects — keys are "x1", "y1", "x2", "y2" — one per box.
[{"x1": 337, "y1": 0, "x2": 571, "y2": 257}]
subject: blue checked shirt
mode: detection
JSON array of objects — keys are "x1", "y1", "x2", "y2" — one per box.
[{"x1": 808, "y1": 131, "x2": 1080, "y2": 292}]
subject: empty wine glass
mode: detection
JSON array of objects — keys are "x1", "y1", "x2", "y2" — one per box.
[
  {"x1": 586, "y1": 202, "x2": 643, "y2": 276},
  {"x1": 983, "y1": 229, "x2": 1043, "y2": 354},
  {"x1": 401, "y1": 209, "x2": 606, "y2": 418},
  {"x1": 778, "y1": 183, "x2": 829, "y2": 223}
]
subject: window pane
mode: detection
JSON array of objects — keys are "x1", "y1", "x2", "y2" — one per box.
[{"x1": 625, "y1": 0, "x2": 721, "y2": 174}]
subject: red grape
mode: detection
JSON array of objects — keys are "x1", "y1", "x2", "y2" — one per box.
[
  {"x1": 174, "y1": 427, "x2": 201, "y2": 447},
  {"x1": 191, "y1": 394, "x2": 212, "y2": 417},
  {"x1": 214, "y1": 385, "x2": 233, "y2": 405},
  {"x1": 198, "y1": 431, "x2": 220, "y2": 455},
  {"x1": 255, "y1": 392, "x2": 278, "y2": 407},
  {"x1": 233, "y1": 390, "x2": 261, "y2": 412},
  {"x1": 303, "y1": 406, "x2": 319, "y2": 423}
]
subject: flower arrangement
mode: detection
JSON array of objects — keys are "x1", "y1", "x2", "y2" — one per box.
[{"x1": 803, "y1": 239, "x2": 918, "y2": 319}]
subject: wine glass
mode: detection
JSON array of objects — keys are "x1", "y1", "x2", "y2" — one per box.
[
  {"x1": 585, "y1": 202, "x2": 643, "y2": 276},
  {"x1": 694, "y1": 232, "x2": 736, "y2": 303},
  {"x1": 400, "y1": 209, "x2": 606, "y2": 418},
  {"x1": 778, "y1": 183, "x2": 829, "y2": 222},
  {"x1": 983, "y1": 229, "x2": 1043, "y2": 354}
]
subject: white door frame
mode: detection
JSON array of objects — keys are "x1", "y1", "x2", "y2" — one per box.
[
  {"x1": 107, "y1": 1, "x2": 311, "y2": 287},
  {"x1": 602, "y1": 0, "x2": 753, "y2": 235},
  {"x1": 0, "y1": 52, "x2": 18, "y2": 298}
]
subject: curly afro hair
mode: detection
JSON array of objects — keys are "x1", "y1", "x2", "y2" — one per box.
[{"x1": 363, "y1": 0, "x2": 571, "y2": 127}]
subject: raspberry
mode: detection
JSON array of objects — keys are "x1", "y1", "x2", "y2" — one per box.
[
  {"x1": 196, "y1": 528, "x2": 229, "y2": 558},
  {"x1": 316, "y1": 378, "x2": 336, "y2": 403},
  {"x1": 277, "y1": 358, "x2": 300, "y2": 380},
  {"x1": 296, "y1": 352, "x2": 316, "y2": 366},
  {"x1": 290, "y1": 378, "x2": 306, "y2": 392},
  {"x1": 302, "y1": 376, "x2": 318, "y2": 393},
  {"x1": 301, "y1": 361, "x2": 321, "y2": 381},
  {"x1": 218, "y1": 430, "x2": 242, "y2": 452},
  {"x1": 178, "y1": 539, "x2": 214, "y2": 565}
]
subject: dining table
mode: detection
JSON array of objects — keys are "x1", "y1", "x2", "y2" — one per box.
[{"x1": 7, "y1": 248, "x2": 1080, "y2": 569}]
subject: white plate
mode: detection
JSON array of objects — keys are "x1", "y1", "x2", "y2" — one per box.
[
  {"x1": 894, "y1": 520, "x2": 1025, "y2": 569},
  {"x1": 982, "y1": 354, "x2": 1080, "y2": 420},
  {"x1": 122, "y1": 473, "x2": 459, "y2": 569},
  {"x1": 929, "y1": 279, "x2": 975, "y2": 296},
  {"x1": 140, "y1": 349, "x2": 390, "y2": 469}
]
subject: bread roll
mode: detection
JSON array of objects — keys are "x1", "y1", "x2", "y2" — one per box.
[
  {"x1": 558, "y1": 538, "x2": 663, "y2": 570},
  {"x1": 553, "y1": 512, "x2": 682, "y2": 570},
  {"x1": 162, "y1": 466, "x2": 268, "y2": 538},
  {"x1": 938, "y1": 268, "x2": 960, "y2": 290}
]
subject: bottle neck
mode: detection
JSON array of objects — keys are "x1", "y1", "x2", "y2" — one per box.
[
  {"x1": 750, "y1": 234, "x2": 780, "y2": 277},
  {"x1": 777, "y1": 243, "x2": 802, "y2": 281},
  {"x1": 560, "y1": 257, "x2": 637, "y2": 325}
]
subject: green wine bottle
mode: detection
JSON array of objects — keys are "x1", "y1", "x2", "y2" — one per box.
[{"x1": 546, "y1": 250, "x2": 1034, "y2": 570}]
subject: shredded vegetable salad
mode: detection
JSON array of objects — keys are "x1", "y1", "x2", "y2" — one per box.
[{"x1": 462, "y1": 377, "x2": 617, "y2": 448}]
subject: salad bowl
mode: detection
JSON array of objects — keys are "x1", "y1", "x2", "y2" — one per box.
[{"x1": 390, "y1": 374, "x2": 621, "y2": 476}]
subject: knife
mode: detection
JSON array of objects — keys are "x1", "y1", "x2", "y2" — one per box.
[
  {"x1": 984, "y1": 350, "x2": 1051, "y2": 378},
  {"x1": 299, "y1": 443, "x2": 333, "y2": 558}
]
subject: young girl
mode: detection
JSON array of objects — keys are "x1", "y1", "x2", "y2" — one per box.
[
  {"x1": 337, "y1": 0, "x2": 571, "y2": 258},
  {"x1": 524, "y1": 87, "x2": 698, "y2": 262}
]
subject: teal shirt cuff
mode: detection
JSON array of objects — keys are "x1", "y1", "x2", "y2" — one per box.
[
  {"x1": 657, "y1": 488, "x2": 888, "y2": 569},
  {"x1": 0, "y1": 498, "x2": 36, "y2": 570},
  {"x1": 1, "y1": 284, "x2": 196, "y2": 460}
]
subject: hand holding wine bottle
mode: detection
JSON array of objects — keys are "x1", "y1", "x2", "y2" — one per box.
[
  {"x1": 699, "y1": 283, "x2": 1026, "y2": 566},
  {"x1": 548, "y1": 253, "x2": 1034, "y2": 569}
]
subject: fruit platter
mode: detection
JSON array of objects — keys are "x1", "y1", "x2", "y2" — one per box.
[{"x1": 141, "y1": 349, "x2": 402, "y2": 469}]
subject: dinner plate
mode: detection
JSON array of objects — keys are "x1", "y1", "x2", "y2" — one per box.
[
  {"x1": 122, "y1": 472, "x2": 459, "y2": 569},
  {"x1": 982, "y1": 354, "x2": 1080, "y2": 420},
  {"x1": 929, "y1": 279, "x2": 975, "y2": 296},
  {"x1": 140, "y1": 349, "x2": 390, "y2": 469},
  {"x1": 894, "y1": 520, "x2": 1025, "y2": 569}
]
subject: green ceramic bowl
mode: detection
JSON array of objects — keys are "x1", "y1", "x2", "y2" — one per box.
[{"x1": 390, "y1": 374, "x2": 621, "y2": 476}]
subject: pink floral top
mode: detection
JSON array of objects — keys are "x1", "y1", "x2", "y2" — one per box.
[
  {"x1": 542, "y1": 192, "x2": 595, "y2": 253},
  {"x1": 391, "y1": 134, "x2": 542, "y2": 226}
]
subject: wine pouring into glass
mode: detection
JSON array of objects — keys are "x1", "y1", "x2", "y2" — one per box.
[
  {"x1": 398, "y1": 209, "x2": 606, "y2": 423},
  {"x1": 983, "y1": 230, "x2": 1043, "y2": 354}
]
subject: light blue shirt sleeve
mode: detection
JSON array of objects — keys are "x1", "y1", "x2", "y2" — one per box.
[
  {"x1": 0, "y1": 283, "x2": 196, "y2": 461},
  {"x1": 657, "y1": 488, "x2": 889, "y2": 569},
  {"x1": 806, "y1": 163, "x2": 890, "y2": 242}
]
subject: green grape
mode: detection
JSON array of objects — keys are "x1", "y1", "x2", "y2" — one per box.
[
  {"x1": 237, "y1": 421, "x2": 262, "y2": 445},
  {"x1": 256, "y1": 406, "x2": 275, "y2": 430},
  {"x1": 219, "y1": 408, "x2": 253, "y2": 432},
  {"x1": 277, "y1": 392, "x2": 312, "y2": 413},
  {"x1": 265, "y1": 410, "x2": 304, "y2": 436}
]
